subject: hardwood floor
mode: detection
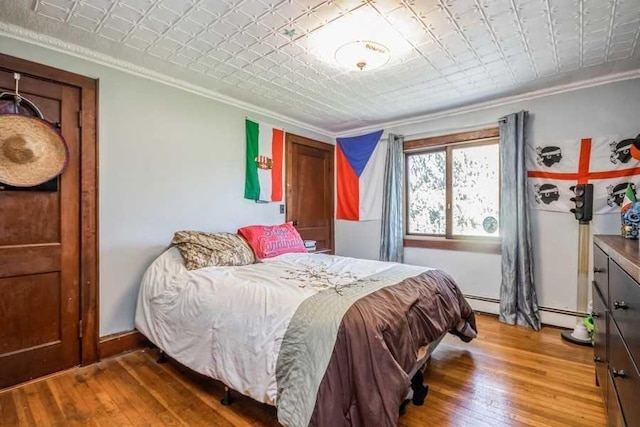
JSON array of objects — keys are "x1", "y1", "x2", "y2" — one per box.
[{"x1": 0, "y1": 314, "x2": 605, "y2": 426}]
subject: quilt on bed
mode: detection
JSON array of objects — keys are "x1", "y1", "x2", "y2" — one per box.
[
  {"x1": 135, "y1": 249, "x2": 475, "y2": 427},
  {"x1": 276, "y1": 266, "x2": 475, "y2": 427}
]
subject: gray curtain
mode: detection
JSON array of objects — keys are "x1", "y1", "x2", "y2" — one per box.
[
  {"x1": 499, "y1": 111, "x2": 541, "y2": 330},
  {"x1": 379, "y1": 134, "x2": 404, "y2": 263}
]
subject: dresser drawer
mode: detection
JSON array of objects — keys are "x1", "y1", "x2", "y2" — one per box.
[
  {"x1": 609, "y1": 260, "x2": 640, "y2": 364},
  {"x1": 594, "y1": 244, "x2": 609, "y2": 302},
  {"x1": 593, "y1": 283, "x2": 608, "y2": 399},
  {"x1": 610, "y1": 320, "x2": 640, "y2": 427},
  {"x1": 607, "y1": 370, "x2": 626, "y2": 427}
]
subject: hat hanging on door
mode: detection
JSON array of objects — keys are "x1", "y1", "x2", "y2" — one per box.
[
  {"x1": 0, "y1": 114, "x2": 69, "y2": 187},
  {"x1": 0, "y1": 72, "x2": 68, "y2": 187},
  {"x1": 0, "y1": 72, "x2": 45, "y2": 119}
]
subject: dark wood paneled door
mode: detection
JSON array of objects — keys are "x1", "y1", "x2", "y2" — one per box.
[
  {"x1": 0, "y1": 70, "x2": 81, "y2": 388},
  {"x1": 286, "y1": 134, "x2": 334, "y2": 252}
]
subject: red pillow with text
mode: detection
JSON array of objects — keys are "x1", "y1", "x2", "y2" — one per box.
[{"x1": 237, "y1": 222, "x2": 307, "y2": 259}]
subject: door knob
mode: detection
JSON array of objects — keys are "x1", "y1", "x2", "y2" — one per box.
[
  {"x1": 593, "y1": 267, "x2": 605, "y2": 273},
  {"x1": 292, "y1": 220, "x2": 299, "y2": 226}
]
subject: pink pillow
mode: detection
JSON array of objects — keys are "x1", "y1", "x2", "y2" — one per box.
[{"x1": 238, "y1": 222, "x2": 307, "y2": 259}]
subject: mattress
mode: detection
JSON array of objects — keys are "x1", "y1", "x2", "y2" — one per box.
[{"x1": 134, "y1": 247, "x2": 435, "y2": 405}]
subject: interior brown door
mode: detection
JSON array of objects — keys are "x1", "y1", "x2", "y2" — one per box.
[
  {"x1": 0, "y1": 70, "x2": 81, "y2": 388},
  {"x1": 286, "y1": 134, "x2": 334, "y2": 252}
]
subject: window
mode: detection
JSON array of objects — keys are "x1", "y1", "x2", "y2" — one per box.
[{"x1": 404, "y1": 128, "x2": 501, "y2": 253}]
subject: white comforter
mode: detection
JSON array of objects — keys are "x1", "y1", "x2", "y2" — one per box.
[{"x1": 135, "y1": 247, "x2": 429, "y2": 405}]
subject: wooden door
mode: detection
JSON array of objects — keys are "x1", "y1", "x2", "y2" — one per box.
[
  {"x1": 286, "y1": 134, "x2": 334, "y2": 252},
  {"x1": 0, "y1": 70, "x2": 82, "y2": 388}
]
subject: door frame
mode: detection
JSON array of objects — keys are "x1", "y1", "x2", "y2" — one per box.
[
  {"x1": 285, "y1": 133, "x2": 335, "y2": 252},
  {"x1": 0, "y1": 53, "x2": 99, "y2": 365}
]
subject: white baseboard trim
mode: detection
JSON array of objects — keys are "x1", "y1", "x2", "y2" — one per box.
[
  {"x1": 466, "y1": 298, "x2": 500, "y2": 316},
  {"x1": 465, "y1": 295, "x2": 583, "y2": 329}
]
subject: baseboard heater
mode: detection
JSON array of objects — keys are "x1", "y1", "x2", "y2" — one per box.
[{"x1": 463, "y1": 294, "x2": 589, "y2": 318}]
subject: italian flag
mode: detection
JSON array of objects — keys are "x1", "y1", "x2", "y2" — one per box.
[
  {"x1": 244, "y1": 119, "x2": 284, "y2": 202},
  {"x1": 621, "y1": 182, "x2": 636, "y2": 214}
]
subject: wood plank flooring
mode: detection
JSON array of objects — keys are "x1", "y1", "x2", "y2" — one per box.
[{"x1": 0, "y1": 314, "x2": 605, "y2": 426}]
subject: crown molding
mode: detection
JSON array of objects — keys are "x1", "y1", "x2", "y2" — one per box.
[
  {"x1": 3, "y1": 22, "x2": 639, "y2": 140},
  {"x1": 0, "y1": 22, "x2": 334, "y2": 139},
  {"x1": 337, "y1": 68, "x2": 640, "y2": 137}
]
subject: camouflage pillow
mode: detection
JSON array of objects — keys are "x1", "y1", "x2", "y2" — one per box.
[{"x1": 172, "y1": 231, "x2": 256, "y2": 270}]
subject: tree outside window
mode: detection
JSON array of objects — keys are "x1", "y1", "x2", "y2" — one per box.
[{"x1": 404, "y1": 130, "x2": 500, "y2": 252}]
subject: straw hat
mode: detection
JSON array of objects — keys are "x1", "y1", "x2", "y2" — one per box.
[{"x1": 0, "y1": 114, "x2": 68, "y2": 187}]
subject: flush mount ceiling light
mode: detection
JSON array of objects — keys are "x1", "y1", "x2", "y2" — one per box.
[
  {"x1": 334, "y1": 40, "x2": 390, "y2": 71},
  {"x1": 308, "y1": 9, "x2": 412, "y2": 72}
]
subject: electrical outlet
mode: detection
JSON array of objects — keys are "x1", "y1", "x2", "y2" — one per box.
[{"x1": 279, "y1": 204, "x2": 285, "y2": 214}]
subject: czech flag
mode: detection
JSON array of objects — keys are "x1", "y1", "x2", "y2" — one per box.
[
  {"x1": 336, "y1": 130, "x2": 386, "y2": 221},
  {"x1": 244, "y1": 119, "x2": 284, "y2": 202}
]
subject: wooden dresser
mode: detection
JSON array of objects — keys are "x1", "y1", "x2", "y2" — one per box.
[{"x1": 593, "y1": 235, "x2": 640, "y2": 427}]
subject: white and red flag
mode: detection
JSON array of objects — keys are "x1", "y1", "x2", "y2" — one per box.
[{"x1": 527, "y1": 135, "x2": 640, "y2": 214}]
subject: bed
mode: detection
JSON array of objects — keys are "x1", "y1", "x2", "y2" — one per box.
[{"x1": 135, "y1": 247, "x2": 476, "y2": 427}]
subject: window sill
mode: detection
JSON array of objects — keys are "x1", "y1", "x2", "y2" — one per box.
[{"x1": 403, "y1": 237, "x2": 501, "y2": 254}]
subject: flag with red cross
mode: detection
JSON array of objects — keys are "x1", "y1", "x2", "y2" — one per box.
[{"x1": 527, "y1": 134, "x2": 640, "y2": 214}]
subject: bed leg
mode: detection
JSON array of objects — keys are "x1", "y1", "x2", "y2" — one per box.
[
  {"x1": 157, "y1": 350, "x2": 168, "y2": 364},
  {"x1": 410, "y1": 369, "x2": 429, "y2": 406},
  {"x1": 220, "y1": 386, "x2": 234, "y2": 406},
  {"x1": 412, "y1": 382, "x2": 429, "y2": 406},
  {"x1": 399, "y1": 399, "x2": 410, "y2": 416}
]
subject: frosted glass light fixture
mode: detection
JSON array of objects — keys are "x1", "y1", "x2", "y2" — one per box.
[{"x1": 334, "y1": 40, "x2": 390, "y2": 71}]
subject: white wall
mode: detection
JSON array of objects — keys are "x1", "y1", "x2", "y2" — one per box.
[
  {"x1": 3, "y1": 35, "x2": 640, "y2": 332},
  {"x1": 0, "y1": 36, "x2": 332, "y2": 336},
  {"x1": 336, "y1": 78, "x2": 640, "y2": 326}
]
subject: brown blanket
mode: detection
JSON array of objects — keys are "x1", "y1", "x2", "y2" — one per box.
[{"x1": 309, "y1": 269, "x2": 475, "y2": 427}]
